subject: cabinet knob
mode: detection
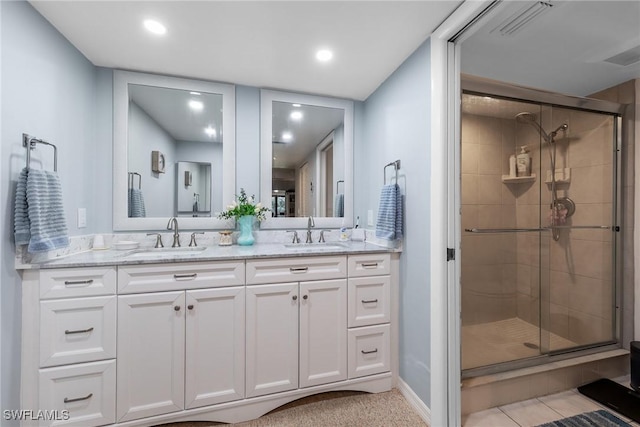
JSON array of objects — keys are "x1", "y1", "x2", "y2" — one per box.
[
  {"x1": 292, "y1": 295, "x2": 298, "y2": 301},
  {"x1": 174, "y1": 305, "x2": 181, "y2": 311},
  {"x1": 303, "y1": 295, "x2": 308, "y2": 300},
  {"x1": 187, "y1": 304, "x2": 194, "y2": 310}
]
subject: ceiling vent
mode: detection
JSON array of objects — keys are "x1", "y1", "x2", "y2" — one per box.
[
  {"x1": 491, "y1": 1, "x2": 554, "y2": 37},
  {"x1": 603, "y1": 45, "x2": 640, "y2": 67}
]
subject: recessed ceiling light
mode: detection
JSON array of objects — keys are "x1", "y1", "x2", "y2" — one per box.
[
  {"x1": 205, "y1": 126, "x2": 216, "y2": 137},
  {"x1": 143, "y1": 19, "x2": 167, "y2": 35},
  {"x1": 316, "y1": 49, "x2": 333, "y2": 62},
  {"x1": 282, "y1": 131, "x2": 293, "y2": 142},
  {"x1": 190, "y1": 91, "x2": 201, "y2": 96},
  {"x1": 290, "y1": 111, "x2": 303, "y2": 120},
  {"x1": 189, "y1": 100, "x2": 204, "y2": 111},
  {"x1": 292, "y1": 103, "x2": 301, "y2": 108}
]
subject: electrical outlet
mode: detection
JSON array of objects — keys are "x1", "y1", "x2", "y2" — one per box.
[
  {"x1": 77, "y1": 208, "x2": 87, "y2": 228},
  {"x1": 367, "y1": 209, "x2": 374, "y2": 226}
]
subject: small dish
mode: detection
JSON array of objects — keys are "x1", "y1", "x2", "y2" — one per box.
[
  {"x1": 92, "y1": 246, "x2": 109, "y2": 251},
  {"x1": 114, "y1": 240, "x2": 140, "y2": 250}
]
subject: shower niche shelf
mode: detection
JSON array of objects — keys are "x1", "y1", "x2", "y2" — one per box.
[
  {"x1": 544, "y1": 168, "x2": 571, "y2": 185},
  {"x1": 501, "y1": 174, "x2": 536, "y2": 183}
]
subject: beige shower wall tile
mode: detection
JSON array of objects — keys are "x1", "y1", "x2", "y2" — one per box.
[
  {"x1": 551, "y1": 238, "x2": 604, "y2": 279},
  {"x1": 462, "y1": 143, "x2": 479, "y2": 174},
  {"x1": 569, "y1": 126, "x2": 612, "y2": 168},
  {"x1": 502, "y1": 263, "x2": 518, "y2": 294},
  {"x1": 461, "y1": 113, "x2": 479, "y2": 145},
  {"x1": 462, "y1": 204, "x2": 478, "y2": 231},
  {"x1": 477, "y1": 116, "x2": 503, "y2": 146},
  {"x1": 477, "y1": 204, "x2": 504, "y2": 229},
  {"x1": 570, "y1": 203, "x2": 605, "y2": 241},
  {"x1": 549, "y1": 270, "x2": 570, "y2": 308},
  {"x1": 477, "y1": 175, "x2": 502, "y2": 204},
  {"x1": 478, "y1": 144, "x2": 502, "y2": 175},
  {"x1": 568, "y1": 274, "x2": 613, "y2": 319},
  {"x1": 516, "y1": 204, "x2": 539, "y2": 228},
  {"x1": 462, "y1": 174, "x2": 478, "y2": 205},
  {"x1": 568, "y1": 310, "x2": 614, "y2": 345},
  {"x1": 517, "y1": 264, "x2": 532, "y2": 296},
  {"x1": 549, "y1": 303, "x2": 570, "y2": 341},
  {"x1": 570, "y1": 165, "x2": 605, "y2": 204}
]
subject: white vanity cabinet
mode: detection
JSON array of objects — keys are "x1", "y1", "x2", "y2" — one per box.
[
  {"x1": 245, "y1": 256, "x2": 348, "y2": 397},
  {"x1": 21, "y1": 250, "x2": 397, "y2": 426},
  {"x1": 116, "y1": 262, "x2": 245, "y2": 422},
  {"x1": 22, "y1": 267, "x2": 118, "y2": 427}
]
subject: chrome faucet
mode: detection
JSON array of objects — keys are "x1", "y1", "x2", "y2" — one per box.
[
  {"x1": 167, "y1": 217, "x2": 180, "y2": 247},
  {"x1": 306, "y1": 216, "x2": 315, "y2": 243}
]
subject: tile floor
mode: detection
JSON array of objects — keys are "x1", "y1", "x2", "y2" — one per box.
[{"x1": 463, "y1": 375, "x2": 639, "y2": 426}]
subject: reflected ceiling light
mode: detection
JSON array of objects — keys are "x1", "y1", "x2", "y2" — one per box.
[
  {"x1": 292, "y1": 103, "x2": 301, "y2": 107},
  {"x1": 190, "y1": 91, "x2": 201, "y2": 96},
  {"x1": 316, "y1": 49, "x2": 333, "y2": 62},
  {"x1": 204, "y1": 126, "x2": 216, "y2": 137},
  {"x1": 290, "y1": 111, "x2": 303, "y2": 120},
  {"x1": 189, "y1": 100, "x2": 204, "y2": 111},
  {"x1": 143, "y1": 19, "x2": 167, "y2": 35},
  {"x1": 282, "y1": 131, "x2": 293, "y2": 142}
]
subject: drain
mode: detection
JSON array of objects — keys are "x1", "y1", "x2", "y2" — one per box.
[{"x1": 524, "y1": 342, "x2": 540, "y2": 349}]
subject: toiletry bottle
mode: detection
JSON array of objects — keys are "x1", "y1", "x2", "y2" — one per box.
[
  {"x1": 509, "y1": 153, "x2": 517, "y2": 178},
  {"x1": 516, "y1": 146, "x2": 531, "y2": 177}
]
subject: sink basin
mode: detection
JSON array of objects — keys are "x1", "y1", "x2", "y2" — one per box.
[
  {"x1": 122, "y1": 247, "x2": 207, "y2": 258},
  {"x1": 283, "y1": 242, "x2": 348, "y2": 251}
]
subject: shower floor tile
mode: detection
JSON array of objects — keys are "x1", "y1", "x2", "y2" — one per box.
[{"x1": 462, "y1": 317, "x2": 577, "y2": 370}]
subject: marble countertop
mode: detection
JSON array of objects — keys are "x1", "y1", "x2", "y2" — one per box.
[{"x1": 18, "y1": 241, "x2": 398, "y2": 270}]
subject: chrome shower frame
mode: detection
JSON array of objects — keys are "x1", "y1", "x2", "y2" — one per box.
[{"x1": 461, "y1": 75, "x2": 625, "y2": 379}]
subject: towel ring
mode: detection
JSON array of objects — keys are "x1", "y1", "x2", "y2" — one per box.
[
  {"x1": 23, "y1": 133, "x2": 58, "y2": 172},
  {"x1": 128, "y1": 172, "x2": 141, "y2": 190},
  {"x1": 383, "y1": 160, "x2": 401, "y2": 184}
]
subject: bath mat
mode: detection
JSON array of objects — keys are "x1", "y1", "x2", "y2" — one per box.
[
  {"x1": 578, "y1": 378, "x2": 640, "y2": 422},
  {"x1": 536, "y1": 410, "x2": 630, "y2": 427}
]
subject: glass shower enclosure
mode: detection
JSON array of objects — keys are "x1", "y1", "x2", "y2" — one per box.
[{"x1": 460, "y1": 80, "x2": 622, "y2": 374}]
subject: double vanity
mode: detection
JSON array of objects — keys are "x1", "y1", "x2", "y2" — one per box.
[{"x1": 18, "y1": 240, "x2": 399, "y2": 426}]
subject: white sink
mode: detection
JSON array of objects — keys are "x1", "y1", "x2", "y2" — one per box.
[
  {"x1": 283, "y1": 242, "x2": 348, "y2": 251},
  {"x1": 122, "y1": 247, "x2": 207, "y2": 258}
]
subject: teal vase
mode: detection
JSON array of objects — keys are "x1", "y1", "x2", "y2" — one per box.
[{"x1": 237, "y1": 215, "x2": 255, "y2": 246}]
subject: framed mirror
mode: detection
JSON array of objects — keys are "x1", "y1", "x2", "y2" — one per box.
[
  {"x1": 260, "y1": 90, "x2": 353, "y2": 229},
  {"x1": 113, "y1": 70, "x2": 235, "y2": 230}
]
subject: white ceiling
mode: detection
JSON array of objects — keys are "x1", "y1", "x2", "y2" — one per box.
[
  {"x1": 29, "y1": 1, "x2": 463, "y2": 101},
  {"x1": 461, "y1": 0, "x2": 640, "y2": 97}
]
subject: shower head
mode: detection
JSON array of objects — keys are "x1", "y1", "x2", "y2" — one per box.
[{"x1": 515, "y1": 112, "x2": 551, "y2": 143}]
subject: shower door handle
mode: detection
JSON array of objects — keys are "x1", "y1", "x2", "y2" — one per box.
[
  {"x1": 465, "y1": 225, "x2": 612, "y2": 234},
  {"x1": 465, "y1": 228, "x2": 545, "y2": 233}
]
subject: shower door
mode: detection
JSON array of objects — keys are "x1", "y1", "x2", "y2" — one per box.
[{"x1": 460, "y1": 92, "x2": 620, "y2": 373}]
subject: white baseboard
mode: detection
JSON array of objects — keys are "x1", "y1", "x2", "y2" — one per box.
[{"x1": 397, "y1": 377, "x2": 431, "y2": 425}]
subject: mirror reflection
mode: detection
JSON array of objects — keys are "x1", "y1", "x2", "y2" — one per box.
[
  {"x1": 127, "y1": 84, "x2": 222, "y2": 218},
  {"x1": 260, "y1": 89, "x2": 353, "y2": 230},
  {"x1": 271, "y1": 101, "x2": 345, "y2": 218},
  {"x1": 176, "y1": 161, "x2": 212, "y2": 217}
]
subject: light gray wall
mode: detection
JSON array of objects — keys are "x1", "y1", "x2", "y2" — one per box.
[
  {"x1": 128, "y1": 101, "x2": 176, "y2": 217},
  {"x1": 356, "y1": 39, "x2": 432, "y2": 405},
  {"x1": 235, "y1": 85, "x2": 261, "y2": 199},
  {"x1": 1, "y1": 0, "x2": 107, "y2": 418},
  {"x1": 175, "y1": 141, "x2": 223, "y2": 213}
]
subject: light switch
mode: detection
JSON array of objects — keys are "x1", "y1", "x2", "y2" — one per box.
[
  {"x1": 367, "y1": 209, "x2": 374, "y2": 226},
  {"x1": 77, "y1": 208, "x2": 87, "y2": 228}
]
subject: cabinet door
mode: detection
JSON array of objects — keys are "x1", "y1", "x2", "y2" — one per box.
[
  {"x1": 117, "y1": 292, "x2": 185, "y2": 422},
  {"x1": 299, "y1": 279, "x2": 347, "y2": 388},
  {"x1": 185, "y1": 287, "x2": 245, "y2": 409},
  {"x1": 246, "y1": 283, "x2": 298, "y2": 398}
]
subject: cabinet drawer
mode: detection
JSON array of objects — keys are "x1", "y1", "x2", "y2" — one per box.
[
  {"x1": 40, "y1": 267, "x2": 116, "y2": 299},
  {"x1": 347, "y1": 254, "x2": 390, "y2": 277},
  {"x1": 348, "y1": 276, "x2": 390, "y2": 327},
  {"x1": 39, "y1": 360, "x2": 116, "y2": 427},
  {"x1": 246, "y1": 256, "x2": 346, "y2": 285},
  {"x1": 118, "y1": 261, "x2": 244, "y2": 293},
  {"x1": 348, "y1": 324, "x2": 390, "y2": 379},
  {"x1": 40, "y1": 296, "x2": 116, "y2": 368}
]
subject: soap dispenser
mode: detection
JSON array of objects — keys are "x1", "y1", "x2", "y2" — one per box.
[{"x1": 516, "y1": 146, "x2": 531, "y2": 177}]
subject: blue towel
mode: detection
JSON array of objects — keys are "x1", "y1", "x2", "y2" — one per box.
[
  {"x1": 375, "y1": 184, "x2": 403, "y2": 241},
  {"x1": 14, "y1": 168, "x2": 69, "y2": 253},
  {"x1": 334, "y1": 193, "x2": 344, "y2": 217},
  {"x1": 128, "y1": 188, "x2": 146, "y2": 218}
]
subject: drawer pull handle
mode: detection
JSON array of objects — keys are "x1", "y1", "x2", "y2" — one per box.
[
  {"x1": 64, "y1": 279, "x2": 94, "y2": 286},
  {"x1": 187, "y1": 305, "x2": 194, "y2": 310},
  {"x1": 361, "y1": 263, "x2": 378, "y2": 268},
  {"x1": 174, "y1": 273, "x2": 198, "y2": 280},
  {"x1": 361, "y1": 348, "x2": 378, "y2": 355},
  {"x1": 174, "y1": 305, "x2": 181, "y2": 311},
  {"x1": 292, "y1": 295, "x2": 298, "y2": 301},
  {"x1": 362, "y1": 299, "x2": 378, "y2": 304},
  {"x1": 65, "y1": 327, "x2": 94, "y2": 335},
  {"x1": 64, "y1": 393, "x2": 93, "y2": 403},
  {"x1": 303, "y1": 295, "x2": 308, "y2": 300},
  {"x1": 290, "y1": 267, "x2": 308, "y2": 273}
]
